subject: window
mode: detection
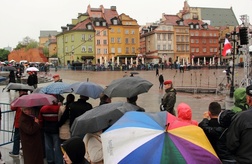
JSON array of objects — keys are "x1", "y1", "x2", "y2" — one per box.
[
  {"x1": 71, "y1": 35, "x2": 74, "y2": 42},
  {"x1": 113, "y1": 19, "x2": 118, "y2": 25},
  {"x1": 168, "y1": 34, "x2": 172, "y2": 41},
  {"x1": 157, "y1": 45, "x2": 160, "y2": 50},
  {"x1": 177, "y1": 45, "x2": 181, "y2": 51},
  {"x1": 71, "y1": 46, "x2": 74, "y2": 51},
  {"x1": 104, "y1": 48, "x2": 108, "y2": 54},
  {"x1": 95, "y1": 22, "x2": 100, "y2": 26},
  {"x1": 214, "y1": 48, "x2": 218, "y2": 52},
  {"x1": 103, "y1": 31, "x2": 107, "y2": 36},
  {"x1": 196, "y1": 48, "x2": 199, "y2": 52},
  {"x1": 103, "y1": 40, "x2": 107, "y2": 45},
  {"x1": 96, "y1": 30, "x2": 100, "y2": 36},
  {"x1": 210, "y1": 48, "x2": 213, "y2": 52},
  {"x1": 88, "y1": 35, "x2": 92, "y2": 41},
  {"x1": 196, "y1": 24, "x2": 199, "y2": 29},
  {"x1": 97, "y1": 40, "x2": 100, "y2": 45},
  {"x1": 195, "y1": 39, "x2": 199, "y2": 43},
  {"x1": 102, "y1": 22, "x2": 106, "y2": 26},
  {"x1": 203, "y1": 32, "x2": 206, "y2": 36},
  {"x1": 162, "y1": 34, "x2": 166, "y2": 40},
  {"x1": 131, "y1": 30, "x2": 135, "y2": 34},
  {"x1": 111, "y1": 47, "x2": 115, "y2": 53},
  {"x1": 65, "y1": 46, "x2": 68, "y2": 52},
  {"x1": 81, "y1": 46, "x2": 86, "y2": 52},
  {"x1": 168, "y1": 44, "x2": 171, "y2": 50},
  {"x1": 125, "y1": 38, "x2": 129, "y2": 44},
  {"x1": 190, "y1": 33, "x2": 194, "y2": 36},
  {"x1": 203, "y1": 48, "x2": 206, "y2": 52},
  {"x1": 191, "y1": 39, "x2": 194, "y2": 43},
  {"x1": 117, "y1": 28, "x2": 121, "y2": 33},
  {"x1": 190, "y1": 24, "x2": 194, "y2": 29},
  {"x1": 181, "y1": 36, "x2": 184, "y2": 42},
  {"x1": 191, "y1": 48, "x2": 195, "y2": 52},
  {"x1": 81, "y1": 34, "x2": 85, "y2": 41},
  {"x1": 209, "y1": 39, "x2": 213, "y2": 43},
  {"x1": 97, "y1": 48, "x2": 101, "y2": 54},
  {"x1": 132, "y1": 47, "x2": 135, "y2": 53},
  {"x1": 195, "y1": 32, "x2": 199, "y2": 36},
  {"x1": 117, "y1": 47, "x2": 121, "y2": 53},
  {"x1": 88, "y1": 46, "x2": 92, "y2": 52},
  {"x1": 125, "y1": 30, "x2": 129, "y2": 34},
  {"x1": 111, "y1": 38, "x2": 115, "y2": 43},
  {"x1": 131, "y1": 38, "x2": 135, "y2": 44},
  {"x1": 126, "y1": 47, "x2": 129, "y2": 54},
  {"x1": 202, "y1": 39, "x2": 206, "y2": 44},
  {"x1": 186, "y1": 45, "x2": 189, "y2": 51},
  {"x1": 163, "y1": 45, "x2": 166, "y2": 50},
  {"x1": 87, "y1": 25, "x2": 92, "y2": 30},
  {"x1": 157, "y1": 34, "x2": 161, "y2": 40},
  {"x1": 177, "y1": 36, "x2": 181, "y2": 42},
  {"x1": 65, "y1": 36, "x2": 68, "y2": 42},
  {"x1": 117, "y1": 37, "x2": 121, "y2": 43}
]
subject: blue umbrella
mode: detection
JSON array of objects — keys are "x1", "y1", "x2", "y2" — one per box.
[
  {"x1": 61, "y1": 81, "x2": 104, "y2": 99},
  {"x1": 0, "y1": 76, "x2": 7, "y2": 82},
  {"x1": 40, "y1": 82, "x2": 70, "y2": 94}
]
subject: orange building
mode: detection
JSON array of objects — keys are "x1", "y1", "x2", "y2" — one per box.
[{"x1": 8, "y1": 48, "x2": 48, "y2": 63}]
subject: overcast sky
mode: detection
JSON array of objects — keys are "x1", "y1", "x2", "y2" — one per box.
[{"x1": 1, "y1": 0, "x2": 251, "y2": 49}]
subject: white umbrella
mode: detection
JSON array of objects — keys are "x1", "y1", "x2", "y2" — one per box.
[{"x1": 26, "y1": 67, "x2": 39, "y2": 72}]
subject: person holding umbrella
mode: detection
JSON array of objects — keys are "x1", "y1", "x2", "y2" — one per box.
[
  {"x1": 9, "y1": 89, "x2": 28, "y2": 158},
  {"x1": 19, "y1": 107, "x2": 44, "y2": 164},
  {"x1": 161, "y1": 80, "x2": 176, "y2": 115}
]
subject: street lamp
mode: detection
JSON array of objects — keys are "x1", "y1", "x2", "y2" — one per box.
[{"x1": 229, "y1": 27, "x2": 236, "y2": 98}]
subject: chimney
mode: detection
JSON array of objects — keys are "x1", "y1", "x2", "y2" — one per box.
[
  {"x1": 61, "y1": 26, "x2": 67, "y2": 32},
  {"x1": 111, "y1": 6, "x2": 116, "y2": 11},
  {"x1": 67, "y1": 24, "x2": 75, "y2": 31}
]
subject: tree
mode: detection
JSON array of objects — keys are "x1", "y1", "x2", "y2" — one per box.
[
  {"x1": 14, "y1": 36, "x2": 38, "y2": 50},
  {"x1": 0, "y1": 49, "x2": 10, "y2": 61}
]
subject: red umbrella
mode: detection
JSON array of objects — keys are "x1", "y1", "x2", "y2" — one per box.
[{"x1": 11, "y1": 93, "x2": 57, "y2": 107}]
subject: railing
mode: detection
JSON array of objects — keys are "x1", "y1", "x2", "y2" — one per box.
[{"x1": 0, "y1": 103, "x2": 14, "y2": 146}]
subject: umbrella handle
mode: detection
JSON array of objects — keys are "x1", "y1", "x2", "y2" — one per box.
[{"x1": 165, "y1": 123, "x2": 170, "y2": 132}]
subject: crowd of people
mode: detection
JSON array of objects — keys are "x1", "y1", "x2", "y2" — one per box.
[{"x1": 2, "y1": 71, "x2": 252, "y2": 164}]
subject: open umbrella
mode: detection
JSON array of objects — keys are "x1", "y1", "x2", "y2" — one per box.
[
  {"x1": 26, "y1": 67, "x2": 39, "y2": 72},
  {"x1": 104, "y1": 76, "x2": 153, "y2": 98},
  {"x1": 71, "y1": 102, "x2": 143, "y2": 137},
  {"x1": 101, "y1": 111, "x2": 221, "y2": 164},
  {"x1": 0, "y1": 76, "x2": 7, "y2": 82},
  {"x1": 11, "y1": 93, "x2": 57, "y2": 107},
  {"x1": 40, "y1": 82, "x2": 70, "y2": 94},
  {"x1": 61, "y1": 81, "x2": 104, "y2": 99},
  {"x1": 2, "y1": 66, "x2": 16, "y2": 71},
  {"x1": 4, "y1": 82, "x2": 34, "y2": 91}
]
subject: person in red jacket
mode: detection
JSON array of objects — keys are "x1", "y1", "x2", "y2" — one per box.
[
  {"x1": 9, "y1": 89, "x2": 28, "y2": 157},
  {"x1": 39, "y1": 100, "x2": 63, "y2": 164}
]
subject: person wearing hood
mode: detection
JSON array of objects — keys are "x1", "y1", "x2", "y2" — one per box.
[
  {"x1": 161, "y1": 80, "x2": 176, "y2": 115},
  {"x1": 231, "y1": 87, "x2": 248, "y2": 113},
  {"x1": 227, "y1": 84, "x2": 252, "y2": 163},
  {"x1": 61, "y1": 136, "x2": 88, "y2": 164},
  {"x1": 177, "y1": 103, "x2": 198, "y2": 125}
]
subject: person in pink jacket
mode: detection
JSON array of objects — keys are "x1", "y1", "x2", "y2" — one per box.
[{"x1": 177, "y1": 102, "x2": 198, "y2": 125}]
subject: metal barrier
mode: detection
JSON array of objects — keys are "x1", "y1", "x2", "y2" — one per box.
[{"x1": 0, "y1": 103, "x2": 14, "y2": 146}]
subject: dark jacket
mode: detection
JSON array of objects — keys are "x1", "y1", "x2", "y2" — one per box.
[
  {"x1": 159, "y1": 75, "x2": 164, "y2": 83},
  {"x1": 27, "y1": 74, "x2": 38, "y2": 86},
  {"x1": 9, "y1": 70, "x2": 16, "y2": 83},
  {"x1": 69, "y1": 99, "x2": 93, "y2": 127},
  {"x1": 227, "y1": 108, "x2": 252, "y2": 164},
  {"x1": 162, "y1": 87, "x2": 176, "y2": 115},
  {"x1": 19, "y1": 111, "x2": 44, "y2": 164},
  {"x1": 199, "y1": 116, "x2": 235, "y2": 161}
]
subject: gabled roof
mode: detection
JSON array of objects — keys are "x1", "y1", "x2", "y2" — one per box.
[
  {"x1": 162, "y1": 15, "x2": 181, "y2": 25},
  {"x1": 104, "y1": 9, "x2": 118, "y2": 25},
  {"x1": 71, "y1": 18, "x2": 93, "y2": 30},
  {"x1": 183, "y1": 19, "x2": 216, "y2": 30},
  {"x1": 196, "y1": 7, "x2": 238, "y2": 26},
  {"x1": 40, "y1": 31, "x2": 59, "y2": 37}
]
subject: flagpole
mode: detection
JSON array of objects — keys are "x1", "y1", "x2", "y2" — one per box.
[{"x1": 230, "y1": 27, "x2": 236, "y2": 98}]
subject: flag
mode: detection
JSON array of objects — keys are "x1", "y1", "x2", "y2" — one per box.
[{"x1": 222, "y1": 38, "x2": 232, "y2": 56}]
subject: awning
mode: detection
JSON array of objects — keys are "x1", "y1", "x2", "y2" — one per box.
[
  {"x1": 81, "y1": 56, "x2": 94, "y2": 60},
  {"x1": 116, "y1": 55, "x2": 137, "y2": 58},
  {"x1": 145, "y1": 55, "x2": 161, "y2": 59}
]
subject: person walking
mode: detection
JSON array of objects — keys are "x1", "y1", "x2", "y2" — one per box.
[
  {"x1": 231, "y1": 87, "x2": 248, "y2": 113},
  {"x1": 226, "y1": 85, "x2": 252, "y2": 163},
  {"x1": 158, "y1": 73, "x2": 164, "y2": 89},
  {"x1": 155, "y1": 67, "x2": 159, "y2": 77},
  {"x1": 16, "y1": 68, "x2": 22, "y2": 83},
  {"x1": 161, "y1": 80, "x2": 176, "y2": 115},
  {"x1": 9, "y1": 90, "x2": 28, "y2": 158}
]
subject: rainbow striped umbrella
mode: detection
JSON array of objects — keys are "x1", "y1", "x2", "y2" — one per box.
[{"x1": 101, "y1": 111, "x2": 221, "y2": 164}]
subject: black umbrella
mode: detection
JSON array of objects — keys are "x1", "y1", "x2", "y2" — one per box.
[
  {"x1": 2, "y1": 66, "x2": 16, "y2": 71},
  {"x1": 104, "y1": 76, "x2": 153, "y2": 98},
  {"x1": 4, "y1": 83, "x2": 34, "y2": 91},
  {"x1": 71, "y1": 102, "x2": 143, "y2": 138}
]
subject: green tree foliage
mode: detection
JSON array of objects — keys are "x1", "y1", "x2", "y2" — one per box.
[
  {"x1": 14, "y1": 36, "x2": 38, "y2": 50},
  {"x1": 0, "y1": 49, "x2": 10, "y2": 61}
]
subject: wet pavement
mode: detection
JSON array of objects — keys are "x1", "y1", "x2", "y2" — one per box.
[{"x1": 0, "y1": 67, "x2": 244, "y2": 163}]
